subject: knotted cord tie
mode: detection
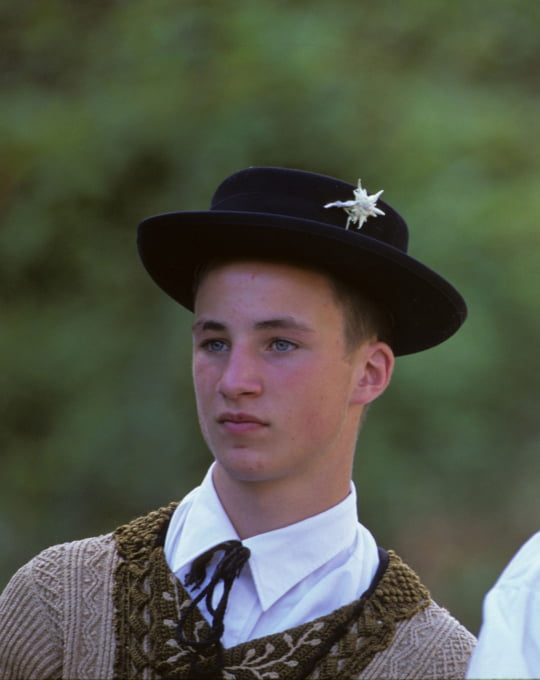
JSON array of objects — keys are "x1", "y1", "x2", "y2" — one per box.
[{"x1": 176, "y1": 540, "x2": 251, "y2": 675}]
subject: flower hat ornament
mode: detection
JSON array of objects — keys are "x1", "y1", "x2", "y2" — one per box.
[{"x1": 324, "y1": 178, "x2": 385, "y2": 230}]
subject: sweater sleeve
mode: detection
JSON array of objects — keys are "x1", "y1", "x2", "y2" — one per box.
[
  {"x1": 362, "y1": 600, "x2": 476, "y2": 679},
  {"x1": 0, "y1": 533, "x2": 119, "y2": 680},
  {"x1": 0, "y1": 557, "x2": 63, "y2": 679}
]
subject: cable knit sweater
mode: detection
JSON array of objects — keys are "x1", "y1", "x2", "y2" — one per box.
[{"x1": 0, "y1": 504, "x2": 476, "y2": 679}]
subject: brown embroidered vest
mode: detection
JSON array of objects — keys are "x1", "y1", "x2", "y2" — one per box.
[{"x1": 112, "y1": 504, "x2": 430, "y2": 679}]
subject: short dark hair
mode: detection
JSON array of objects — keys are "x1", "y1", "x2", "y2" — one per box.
[{"x1": 327, "y1": 275, "x2": 393, "y2": 354}]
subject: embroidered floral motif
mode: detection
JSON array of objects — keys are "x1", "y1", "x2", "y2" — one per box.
[{"x1": 223, "y1": 625, "x2": 324, "y2": 679}]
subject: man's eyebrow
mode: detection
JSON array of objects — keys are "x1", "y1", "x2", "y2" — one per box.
[
  {"x1": 192, "y1": 319, "x2": 226, "y2": 333},
  {"x1": 192, "y1": 317, "x2": 314, "y2": 333},
  {"x1": 253, "y1": 317, "x2": 314, "y2": 333}
]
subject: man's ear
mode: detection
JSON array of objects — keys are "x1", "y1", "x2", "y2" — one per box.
[{"x1": 350, "y1": 341, "x2": 395, "y2": 406}]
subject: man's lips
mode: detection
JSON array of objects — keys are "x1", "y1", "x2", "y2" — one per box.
[{"x1": 217, "y1": 412, "x2": 268, "y2": 433}]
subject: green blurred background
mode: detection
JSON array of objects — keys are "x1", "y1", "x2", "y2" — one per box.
[{"x1": 2, "y1": 0, "x2": 540, "y2": 634}]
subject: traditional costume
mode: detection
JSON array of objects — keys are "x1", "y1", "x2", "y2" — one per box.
[{"x1": 1, "y1": 498, "x2": 474, "y2": 679}]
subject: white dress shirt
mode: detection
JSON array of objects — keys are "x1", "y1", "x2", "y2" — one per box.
[
  {"x1": 467, "y1": 531, "x2": 540, "y2": 679},
  {"x1": 164, "y1": 464, "x2": 380, "y2": 649}
]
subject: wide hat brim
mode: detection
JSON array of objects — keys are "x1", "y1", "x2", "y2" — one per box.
[{"x1": 137, "y1": 168, "x2": 467, "y2": 356}]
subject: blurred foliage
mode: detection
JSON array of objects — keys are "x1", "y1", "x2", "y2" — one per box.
[{"x1": 2, "y1": 0, "x2": 540, "y2": 634}]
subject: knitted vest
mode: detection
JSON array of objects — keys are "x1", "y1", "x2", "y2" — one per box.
[{"x1": 113, "y1": 505, "x2": 434, "y2": 679}]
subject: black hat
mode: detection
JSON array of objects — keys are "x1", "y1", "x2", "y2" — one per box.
[{"x1": 137, "y1": 166, "x2": 467, "y2": 356}]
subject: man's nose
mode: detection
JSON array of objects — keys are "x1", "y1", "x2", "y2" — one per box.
[{"x1": 217, "y1": 348, "x2": 263, "y2": 399}]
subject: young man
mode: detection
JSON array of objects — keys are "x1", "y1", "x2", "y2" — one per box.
[{"x1": 0, "y1": 167, "x2": 475, "y2": 678}]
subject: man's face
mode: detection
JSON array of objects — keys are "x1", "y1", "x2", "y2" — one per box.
[{"x1": 192, "y1": 260, "x2": 372, "y2": 492}]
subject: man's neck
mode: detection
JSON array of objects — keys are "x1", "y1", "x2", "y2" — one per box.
[{"x1": 211, "y1": 464, "x2": 352, "y2": 539}]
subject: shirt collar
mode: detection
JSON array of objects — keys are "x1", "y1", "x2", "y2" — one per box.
[
  {"x1": 165, "y1": 466, "x2": 240, "y2": 569},
  {"x1": 166, "y1": 464, "x2": 362, "y2": 612}
]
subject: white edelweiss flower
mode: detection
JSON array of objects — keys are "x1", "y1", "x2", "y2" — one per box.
[{"x1": 324, "y1": 179, "x2": 385, "y2": 230}]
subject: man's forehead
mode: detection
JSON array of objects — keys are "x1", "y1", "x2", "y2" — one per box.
[{"x1": 196, "y1": 257, "x2": 336, "y2": 289}]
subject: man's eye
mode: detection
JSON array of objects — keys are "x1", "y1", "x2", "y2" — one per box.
[
  {"x1": 202, "y1": 339, "x2": 228, "y2": 352},
  {"x1": 271, "y1": 339, "x2": 297, "y2": 352}
]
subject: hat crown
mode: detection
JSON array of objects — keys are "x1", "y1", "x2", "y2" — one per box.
[{"x1": 210, "y1": 167, "x2": 409, "y2": 252}]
